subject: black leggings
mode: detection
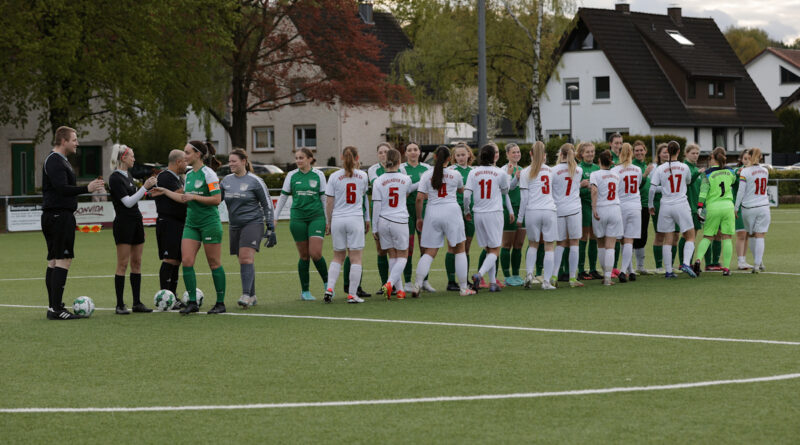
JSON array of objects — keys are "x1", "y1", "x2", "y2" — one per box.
[{"x1": 633, "y1": 207, "x2": 649, "y2": 249}]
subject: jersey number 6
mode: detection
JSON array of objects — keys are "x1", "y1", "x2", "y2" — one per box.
[{"x1": 346, "y1": 183, "x2": 357, "y2": 204}]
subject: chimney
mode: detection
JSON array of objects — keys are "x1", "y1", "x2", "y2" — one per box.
[
  {"x1": 668, "y1": 6, "x2": 682, "y2": 26},
  {"x1": 615, "y1": 3, "x2": 630, "y2": 14},
  {"x1": 359, "y1": 2, "x2": 374, "y2": 25}
]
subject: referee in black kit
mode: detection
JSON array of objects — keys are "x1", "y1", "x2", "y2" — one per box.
[
  {"x1": 42, "y1": 126, "x2": 105, "y2": 320},
  {"x1": 154, "y1": 149, "x2": 188, "y2": 306}
]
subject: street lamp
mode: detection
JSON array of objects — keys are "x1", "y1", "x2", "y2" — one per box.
[{"x1": 568, "y1": 85, "x2": 578, "y2": 144}]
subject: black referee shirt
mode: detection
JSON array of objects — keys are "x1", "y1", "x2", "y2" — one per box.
[
  {"x1": 109, "y1": 170, "x2": 143, "y2": 219},
  {"x1": 155, "y1": 169, "x2": 186, "y2": 222},
  {"x1": 42, "y1": 151, "x2": 88, "y2": 212}
]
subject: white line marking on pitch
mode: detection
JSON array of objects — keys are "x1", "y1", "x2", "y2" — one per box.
[
  {"x1": 2, "y1": 372, "x2": 798, "y2": 413},
  {"x1": 1, "y1": 304, "x2": 798, "y2": 346}
]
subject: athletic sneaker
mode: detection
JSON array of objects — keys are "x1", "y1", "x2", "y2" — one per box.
[
  {"x1": 558, "y1": 272, "x2": 570, "y2": 282},
  {"x1": 446, "y1": 281, "x2": 460, "y2": 291},
  {"x1": 751, "y1": 266, "x2": 760, "y2": 274},
  {"x1": 357, "y1": 287, "x2": 371, "y2": 298},
  {"x1": 636, "y1": 268, "x2": 653, "y2": 275},
  {"x1": 396, "y1": 290, "x2": 406, "y2": 300},
  {"x1": 617, "y1": 272, "x2": 628, "y2": 283},
  {"x1": 421, "y1": 280, "x2": 436, "y2": 292},
  {"x1": 738, "y1": 261, "x2": 753, "y2": 270},
  {"x1": 578, "y1": 271, "x2": 593, "y2": 281},
  {"x1": 479, "y1": 277, "x2": 489, "y2": 288},
  {"x1": 347, "y1": 295, "x2": 364, "y2": 304},
  {"x1": 323, "y1": 288, "x2": 334, "y2": 304},
  {"x1": 569, "y1": 279, "x2": 584, "y2": 288},
  {"x1": 628, "y1": 272, "x2": 637, "y2": 282},
  {"x1": 172, "y1": 300, "x2": 186, "y2": 311},
  {"x1": 611, "y1": 268, "x2": 621, "y2": 279},
  {"x1": 238, "y1": 295, "x2": 251, "y2": 309},
  {"x1": 471, "y1": 273, "x2": 482, "y2": 292},
  {"x1": 496, "y1": 280, "x2": 506, "y2": 288},
  {"x1": 207, "y1": 303, "x2": 226, "y2": 314},
  {"x1": 550, "y1": 276, "x2": 559, "y2": 288},
  {"x1": 459, "y1": 288, "x2": 476, "y2": 296},
  {"x1": 722, "y1": 268, "x2": 731, "y2": 276},
  {"x1": 47, "y1": 307, "x2": 81, "y2": 320},
  {"x1": 654, "y1": 267, "x2": 666, "y2": 274},
  {"x1": 524, "y1": 272, "x2": 534, "y2": 289},
  {"x1": 381, "y1": 282, "x2": 393, "y2": 301},
  {"x1": 692, "y1": 260, "x2": 702, "y2": 277},
  {"x1": 488, "y1": 283, "x2": 501, "y2": 292},
  {"x1": 759, "y1": 263, "x2": 766, "y2": 272},
  {"x1": 300, "y1": 291, "x2": 316, "y2": 301},
  {"x1": 115, "y1": 305, "x2": 131, "y2": 315},
  {"x1": 705, "y1": 264, "x2": 722, "y2": 272},
  {"x1": 409, "y1": 283, "x2": 421, "y2": 299},
  {"x1": 180, "y1": 301, "x2": 199, "y2": 314},
  {"x1": 132, "y1": 303, "x2": 153, "y2": 313},
  {"x1": 541, "y1": 281, "x2": 556, "y2": 290},
  {"x1": 249, "y1": 295, "x2": 257, "y2": 307},
  {"x1": 590, "y1": 270, "x2": 603, "y2": 280},
  {"x1": 602, "y1": 278, "x2": 614, "y2": 286},
  {"x1": 664, "y1": 272, "x2": 677, "y2": 279},
  {"x1": 679, "y1": 264, "x2": 697, "y2": 278},
  {"x1": 505, "y1": 276, "x2": 523, "y2": 286}
]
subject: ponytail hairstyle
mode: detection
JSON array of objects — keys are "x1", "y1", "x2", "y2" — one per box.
[
  {"x1": 748, "y1": 147, "x2": 762, "y2": 166},
  {"x1": 342, "y1": 146, "x2": 358, "y2": 177},
  {"x1": 619, "y1": 142, "x2": 633, "y2": 167},
  {"x1": 189, "y1": 140, "x2": 221, "y2": 170},
  {"x1": 295, "y1": 147, "x2": 316, "y2": 166},
  {"x1": 110, "y1": 143, "x2": 132, "y2": 170},
  {"x1": 598, "y1": 150, "x2": 614, "y2": 169},
  {"x1": 478, "y1": 144, "x2": 496, "y2": 166},
  {"x1": 559, "y1": 143, "x2": 577, "y2": 178},
  {"x1": 431, "y1": 145, "x2": 451, "y2": 191},
  {"x1": 384, "y1": 148, "x2": 401, "y2": 169},
  {"x1": 229, "y1": 148, "x2": 252, "y2": 173},
  {"x1": 666, "y1": 140, "x2": 681, "y2": 171},
  {"x1": 528, "y1": 141, "x2": 547, "y2": 179},
  {"x1": 709, "y1": 147, "x2": 725, "y2": 167}
]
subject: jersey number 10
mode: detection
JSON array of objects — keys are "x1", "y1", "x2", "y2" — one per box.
[{"x1": 753, "y1": 177, "x2": 768, "y2": 195}]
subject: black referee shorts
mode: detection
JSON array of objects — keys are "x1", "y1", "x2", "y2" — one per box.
[
  {"x1": 113, "y1": 217, "x2": 145, "y2": 245},
  {"x1": 156, "y1": 217, "x2": 184, "y2": 260},
  {"x1": 42, "y1": 210, "x2": 76, "y2": 260}
]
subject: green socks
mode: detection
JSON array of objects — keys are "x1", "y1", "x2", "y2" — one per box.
[
  {"x1": 695, "y1": 238, "x2": 711, "y2": 263},
  {"x1": 500, "y1": 248, "x2": 511, "y2": 277},
  {"x1": 479, "y1": 250, "x2": 487, "y2": 273},
  {"x1": 536, "y1": 246, "x2": 544, "y2": 276},
  {"x1": 614, "y1": 241, "x2": 620, "y2": 269},
  {"x1": 404, "y1": 251, "x2": 413, "y2": 282},
  {"x1": 298, "y1": 258, "x2": 310, "y2": 292},
  {"x1": 678, "y1": 237, "x2": 686, "y2": 265},
  {"x1": 445, "y1": 252, "x2": 456, "y2": 282},
  {"x1": 578, "y1": 240, "x2": 587, "y2": 272},
  {"x1": 313, "y1": 257, "x2": 328, "y2": 284},
  {"x1": 343, "y1": 256, "x2": 351, "y2": 288},
  {"x1": 211, "y1": 266, "x2": 226, "y2": 303},
  {"x1": 183, "y1": 266, "x2": 196, "y2": 301},
  {"x1": 653, "y1": 245, "x2": 663, "y2": 268},
  {"x1": 377, "y1": 254, "x2": 389, "y2": 284},
  {"x1": 722, "y1": 239, "x2": 733, "y2": 268},
  {"x1": 511, "y1": 248, "x2": 522, "y2": 276},
  {"x1": 671, "y1": 245, "x2": 678, "y2": 266},
  {"x1": 588, "y1": 240, "x2": 598, "y2": 273}
]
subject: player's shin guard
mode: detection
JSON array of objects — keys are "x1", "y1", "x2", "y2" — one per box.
[
  {"x1": 614, "y1": 241, "x2": 621, "y2": 269},
  {"x1": 695, "y1": 238, "x2": 711, "y2": 263},
  {"x1": 605, "y1": 249, "x2": 614, "y2": 279},
  {"x1": 536, "y1": 247, "x2": 544, "y2": 276},
  {"x1": 753, "y1": 238, "x2": 765, "y2": 267},
  {"x1": 554, "y1": 246, "x2": 565, "y2": 278},
  {"x1": 240, "y1": 263, "x2": 255, "y2": 297},
  {"x1": 342, "y1": 256, "x2": 351, "y2": 290},
  {"x1": 404, "y1": 235, "x2": 415, "y2": 283},
  {"x1": 678, "y1": 237, "x2": 686, "y2": 265},
  {"x1": 211, "y1": 267, "x2": 225, "y2": 303},
  {"x1": 712, "y1": 239, "x2": 722, "y2": 264},
  {"x1": 635, "y1": 248, "x2": 645, "y2": 271},
  {"x1": 578, "y1": 240, "x2": 587, "y2": 272},
  {"x1": 45, "y1": 267, "x2": 54, "y2": 309},
  {"x1": 348, "y1": 264, "x2": 362, "y2": 296},
  {"x1": 52, "y1": 267, "x2": 68, "y2": 309},
  {"x1": 170, "y1": 264, "x2": 180, "y2": 294},
  {"x1": 115, "y1": 274, "x2": 125, "y2": 307},
  {"x1": 313, "y1": 257, "x2": 328, "y2": 284},
  {"x1": 326, "y1": 261, "x2": 341, "y2": 293},
  {"x1": 500, "y1": 247, "x2": 511, "y2": 277},
  {"x1": 390, "y1": 257, "x2": 406, "y2": 290},
  {"x1": 159, "y1": 262, "x2": 172, "y2": 291},
  {"x1": 525, "y1": 247, "x2": 537, "y2": 275},
  {"x1": 183, "y1": 266, "x2": 196, "y2": 301},
  {"x1": 597, "y1": 248, "x2": 606, "y2": 273},
  {"x1": 455, "y1": 252, "x2": 468, "y2": 290},
  {"x1": 415, "y1": 254, "x2": 434, "y2": 287}
]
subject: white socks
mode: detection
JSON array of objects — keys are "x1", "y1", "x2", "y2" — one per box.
[
  {"x1": 526, "y1": 247, "x2": 537, "y2": 275},
  {"x1": 554, "y1": 246, "x2": 565, "y2": 278},
  {"x1": 753, "y1": 238, "x2": 765, "y2": 266},
  {"x1": 682, "y1": 241, "x2": 695, "y2": 266},
  {"x1": 621, "y1": 243, "x2": 633, "y2": 274},
  {"x1": 542, "y1": 251, "x2": 554, "y2": 283},
  {"x1": 479, "y1": 253, "x2": 497, "y2": 278},
  {"x1": 327, "y1": 261, "x2": 341, "y2": 291},
  {"x1": 389, "y1": 257, "x2": 406, "y2": 291},
  {"x1": 415, "y1": 254, "x2": 434, "y2": 287},
  {"x1": 663, "y1": 245, "x2": 673, "y2": 273},
  {"x1": 348, "y1": 264, "x2": 362, "y2": 296},
  {"x1": 598, "y1": 247, "x2": 607, "y2": 274},
  {"x1": 604, "y1": 249, "x2": 614, "y2": 279},
  {"x1": 569, "y1": 245, "x2": 579, "y2": 279},
  {"x1": 455, "y1": 252, "x2": 468, "y2": 290}
]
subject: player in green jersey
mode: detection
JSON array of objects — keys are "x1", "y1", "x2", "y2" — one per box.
[
  {"x1": 400, "y1": 142, "x2": 435, "y2": 291},
  {"x1": 693, "y1": 147, "x2": 736, "y2": 276},
  {"x1": 274, "y1": 148, "x2": 329, "y2": 301},
  {"x1": 499, "y1": 142, "x2": 526, "y2": 286},
  {"x1": 679, "y1": 144, "x2": 703, "y2": 266},
  {"x1": 577, "y1": 142, "x2": 601, "y2": 280},
  {"x1": 151, "y1": 141, "x2": 227, "y2": 314},
  {"x1": 446, "y1": 143, "x2": 475, "y2": 291}
]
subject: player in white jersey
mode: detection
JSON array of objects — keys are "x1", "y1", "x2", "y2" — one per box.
[
  {"x1": 464, "y1": 144, "x2": 514, "y2": 292},
  {"x1": 590, "y1": 150, "x2": 623, "y2": 286},
  {"x1": 610, "y1": 143, "x2": 642, "y2": 283},
  {"x1": 373, "y1": 148, "x2": 417, "y2": 300},
  {"x1": 324, "y1": 147, "x2": 370, "y2": 304},
  {"x1": 551, "y1": 143, "x2": 584, "y2": 288},
  {"x1": 517, "y1": 141, "x2": 558, "y2": 290},
  {"x1": 648, "y1": 141, "x2": 697, "y2": 278},
  {"x1": 734, "y1": 147, "x2": 770, "y2": 272},
  {"x1": 411, "y1": 146, "x2": 473, "y2": 297}
]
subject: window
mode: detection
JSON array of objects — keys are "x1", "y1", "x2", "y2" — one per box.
[
  {"x1": 712, "y1": 128, "x2": 726, "y2": 149},
  {"x1": 581, "y1": 33, "x2": 594, "y2": 50},
  {"x1": 253, "y1": 127, "x2": 274, "y2": 152},
  {"x1": 546, "y1": 130, "x2": 571, "y2": 139},
  {"x1": 565, "y1": 80, "x2": 579, "y2": 101},
  {"x1": 780, "y1": 66, "x2": 800, "y2": 84},
  {"x1": 688, "y1": 81, "x2": 696, "y2": 99},
  {"x1": 666, "y1": 29, "x2": 693, "y2": 46},
  {"x1": 594, "y1": 76, "x2": 610, "y2": 100},
  {"x1": 290, "y1": 78, "x2": 308, "y2": 102},
  {"x1": 708, "y1": 81, "x2": 725, "y2": 98},
  {"x1": 603, "y1": 129, "x2": 629, "y2": 141},
  {"x1": 68, "y1": 145, "x2": 102, "y2": 179},
  {"x1": 294, "y1": 125, "x2": 317, "y2": 149}
]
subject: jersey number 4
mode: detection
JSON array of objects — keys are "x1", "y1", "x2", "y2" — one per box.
[
  {"x1": 438, "y1": 184, "x2": 448, "y2": 198},
  {"x1": 346, "y1": 183, "x2": 357, "y2": 204}
]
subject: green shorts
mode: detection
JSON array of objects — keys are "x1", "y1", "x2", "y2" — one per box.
[
  {"x1": 407, "y1": 202, "x2": 426, "y2": 235},
  {"x1": 504, "y1": 204, "x2": 521, "y2": 231},
  {"x1": 582, "y1": 203, "x2": 593, "y2": 228},
  {"x1": 691, "y1": 212, "x2": 702, "y2": 231},
  {"x1": 183, "y1": 221, "x2": 223, "y2": 244},
  {"x1": 703, "y1": 206, "x2": 736, "y2": 236},
  {"x1": 735, "y1": 208, "x2": 745, "y2": 231},
  {"x1": 290, "y1": 216, "x2": 326, "y2": 242}
]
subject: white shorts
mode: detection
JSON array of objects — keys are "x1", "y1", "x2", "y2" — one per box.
[
  {"x1": 557, "y1": 212, "x2": 582, "y2": 241},
  {"x1": 657, "y1": 201, "x2": 693, "y2": 233},
  {"x1": 592, "y1": 205, "x2": 623, "y2": 239},
  {"x1": 621, "y1": 206, "x2": 642, "y2": 239},
  {"x1": 742, "y1": 206, "x2": 770, "y2": 234},
  {"x1": 420, "y1": 204, "x2": 466, "y2": 248},
  {"x1": 331, "y1": 215, "x2": 365, "y2": 251},
  {"x1": 525, "y1": 209, "x2": 558, "y2": 243},
  {"x1": 474, "y1": 211, "x2": 504, "y2": 248},
  {"x1": 377, "y1": 218, "x2": 410, "y2": 251}
]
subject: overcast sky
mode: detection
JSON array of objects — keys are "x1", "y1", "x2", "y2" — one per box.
[{"x1": 579, "y1": 0, "x2": 800, "y2": 44}]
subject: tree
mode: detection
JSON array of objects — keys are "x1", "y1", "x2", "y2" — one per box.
[
  {"x1": 207, "y1": 0, "x2": 409, "y2": 149},
  {"x1": 0, "y1": 0, "x2": 231, "y2": 142},
  {"x1": 724, "y1": 26, "x2": 783, "y2": 64}
]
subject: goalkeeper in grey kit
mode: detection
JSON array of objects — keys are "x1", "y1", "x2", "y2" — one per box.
[{"x1": 221, "y1": 149, "x2": 277, "y2": 308}]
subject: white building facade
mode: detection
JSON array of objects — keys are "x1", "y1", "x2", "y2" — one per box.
[{"x1": 746, "y1": 48, "x2": 800, "y2": 110}]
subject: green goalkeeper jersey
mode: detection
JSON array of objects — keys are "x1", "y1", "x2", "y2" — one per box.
[{"x1": 699, "y1": 166, "x2": 736, "y2": 209}]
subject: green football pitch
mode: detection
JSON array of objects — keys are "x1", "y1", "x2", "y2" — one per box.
[{"x1": 1, "y1": 208, "x2": 799, "y2": 443}]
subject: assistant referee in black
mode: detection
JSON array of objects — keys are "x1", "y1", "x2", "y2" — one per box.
[
  {"x1": 43, "y1": 126, "x2": 105, "y2": 320},
  {"x1": 154, "y1": 149, "x2": 187, "y2": 304}
]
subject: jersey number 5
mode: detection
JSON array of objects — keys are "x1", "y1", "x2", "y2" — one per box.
[
  {"x1": 388, "y1": 187, "x2": 399, "y2": 207},
  {"x1": 346, "y1": 183, "x2": 357, "y2": 204}
]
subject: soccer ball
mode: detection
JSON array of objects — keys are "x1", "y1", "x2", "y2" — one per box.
[
  {"x1": 181, "y1": 288, "x2": 204, "y2": 307},
  {"x1": 72, "y1": 296, "x2": 95, "y2": 317},
  {"x1": 153, "y1": 289, "x2": 176, "y2": 311}
]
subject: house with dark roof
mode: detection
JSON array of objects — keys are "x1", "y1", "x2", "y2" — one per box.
[
  {"x1": 746, "y1": 47, "x2": 800, "y2": 111},
  {"x1": 532, "y1": 4, "x2": 779, "y2": 155}
]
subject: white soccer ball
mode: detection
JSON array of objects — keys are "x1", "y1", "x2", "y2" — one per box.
[
  {"x1": 72, "y1": 296, "x2": 95, "y2": 317},
  {"x1": 181, "y1": 289, "x2": 204, "y2": 307},
  {"x1": 153, "y1": 289, "x2": 176, "y2": 311}
]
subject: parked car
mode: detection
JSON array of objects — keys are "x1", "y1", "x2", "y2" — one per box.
[
  {"x1": 129, "y1": 162, "x2": 166, "y2": 180},
  {"x1": 217, "y1": 162, "x2": 284, "y2": 176}
]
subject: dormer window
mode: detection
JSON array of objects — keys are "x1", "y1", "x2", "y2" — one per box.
[
  {"x1": 708, "y1": 81, "x2": 725, "y2": 98},
  {"x1": 666, "y1": 29, "x2": 693, "y2": 46},
  {"x1": 780, "y1": 66, "x2": 800, "y2": 84}
]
